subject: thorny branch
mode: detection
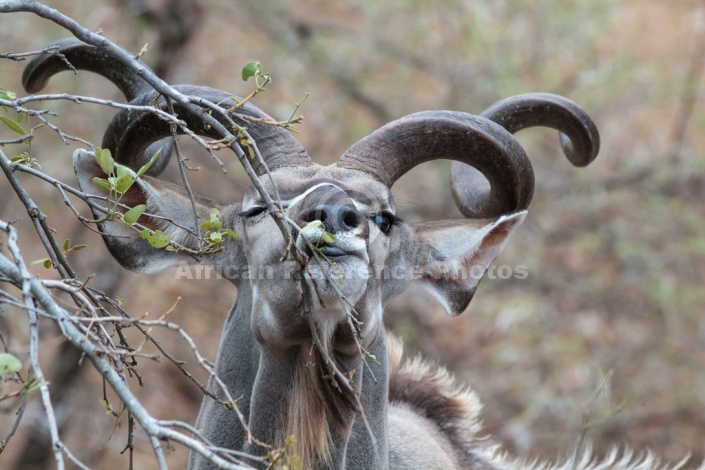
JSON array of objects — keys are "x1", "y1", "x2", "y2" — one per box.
[
  {"x1": 0, "y1": 147, "x2": 260, "y2": 467},
  {"x1": 0, "y1": 0, "x2": 370, "y2": 467},
  {"x1": 0, "y1": 221, "x2": 259, "y2": 470}
]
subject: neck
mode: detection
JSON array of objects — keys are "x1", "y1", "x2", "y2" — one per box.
[
  {"x1": 192, "y1": 285, "x2": 390, "y2": 470},
  {"x1": 248, "y1": 335, "x2": 364, "y2": 468}
]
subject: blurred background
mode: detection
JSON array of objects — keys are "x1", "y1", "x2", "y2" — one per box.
[{"x1": 1, "y1": 0, "x2": 704, "y2": 468}]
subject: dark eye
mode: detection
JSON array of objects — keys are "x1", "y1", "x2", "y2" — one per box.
[
  {"x1": 372, "y1": 212, "x2": 394, "y2": 234},
  {"x1": 240, "y1": 205, "x2": 267, "y2": 218}
]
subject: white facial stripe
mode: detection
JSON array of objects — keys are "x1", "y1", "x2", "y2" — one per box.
[
  {"x1": 243, "y1": 182, "x2": 373, "y2": 213},
  {"x1": 284, "y1": 182, "x2": 347, "y2": 215}
]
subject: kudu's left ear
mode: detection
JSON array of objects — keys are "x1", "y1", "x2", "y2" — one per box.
[
  {"x1": 73, "y1": 149, "x2": 226, "y2": 273},
  {"x1": 413, "y1": 211, "x2": 526, "y2": 316}
]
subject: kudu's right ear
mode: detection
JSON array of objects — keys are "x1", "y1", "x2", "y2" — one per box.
[
  {"x1": 73, "y1": 149, "x2": 227, "y2": 274},
  {"x1": 412, "y1": 211, "x2": 526, "y2": 316}
]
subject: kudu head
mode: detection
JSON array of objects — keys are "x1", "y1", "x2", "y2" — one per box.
[{"x1": 24, "y1": 39, "x2": 599, "y2": 466}]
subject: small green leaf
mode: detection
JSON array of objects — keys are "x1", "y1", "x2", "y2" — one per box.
[
  {"x1": 68, "y1": 244, "x2": 87, "y2": 252},
  {"x1": 0, "y1": 116, "x2": 26, "y2": 135},
  {"x1": 30, "y1": 257, "x2": 51, "y2": 267},
  {"x1": 364, "y1": 350, "x2": 380, "y2": 365},
  {"x1": 208, "y1": 231, "x2": 223, "y2": 243},
  {"x1": 221, "y1": 228, "x2": 238, "y2": 240},
  {"x1": 10, "y1": 152, "x2": 40, "y2": 168},
  {"x1": 114, "y1": 174, "x2": 134, "y2": 194},
  {"x1": 25, "y1": 378, "x2": 41, "y2": 393},
  {"x1": 115, "y1": 164, "x2": 131, "y2": 179},
  {"x1": 336, "y1": 272, "x2": 344, "y2": 289},
  {"x1": 123, "y1": 204, "x2": 146, "y2": 225},
  {"x1": 239, "y1": 138, "x2": 257, "y2": 160},
  {"x1": 91, "y1": 177, "x2": 113, "y2": 192},
  {"x1": 300, "y1": 220, "x2": 323, "y2": 234},
  {"x1": 62, "y1": 239, "x2": 70, "y2": 252},
  {"x1": 241, "y1": 61, "x2": 261, "y2": 81},
  {"x1": 209, "y1": 208, "x2": 222, "y2": 230},
  {"x1": 95, "y1": 147, "x2": 115, "y2": 175},
  {"x1": 136, "y1": 148, "x2": 162, "y2": 178},
  {"x1": 0, "y1": 353, "x2": 22, "y2": 376},
  {"x1": 0, "y1": 90, "x2": 17, "y2": 100},
  {"x1": 43, "y1": 259, "x2": 53, "y2": 269},
  {"x1": 140, "y1": 229, "x2": 171, "y2": 249},
  {"x1": 321, "y1": 232, "x2": 337, "y2": 245},
  {"x1": 99, "y1": 398, "x2": 114, "y2": 415}
]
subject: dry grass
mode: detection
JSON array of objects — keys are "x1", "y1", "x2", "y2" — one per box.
[{"x1": 1, "y1": 0, "x2": 704, "y2": 468}]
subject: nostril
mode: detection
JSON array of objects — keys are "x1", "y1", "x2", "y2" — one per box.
[
  {"x1": 303, "y1": 205, "x2": 361, "y2": 233},
  {"x1": 342, "y1": 210, "x2": 359, "y2": 229}
]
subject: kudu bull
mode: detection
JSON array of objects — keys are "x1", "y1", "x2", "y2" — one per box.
[{"x1": 23, "y1": 39, "x2": 692, "y2": 469}]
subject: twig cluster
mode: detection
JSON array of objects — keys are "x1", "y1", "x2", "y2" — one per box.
[{"x1": 0, "y1": 1, "x2": 370, "y2": 468}]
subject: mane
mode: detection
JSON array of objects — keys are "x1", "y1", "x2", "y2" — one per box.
[
  {"x1": 387, "y1": 333, "x2": 493, "y2": 467},
  {"x1": 386, "y1": 334, "x2": 695, "y2": 470}
]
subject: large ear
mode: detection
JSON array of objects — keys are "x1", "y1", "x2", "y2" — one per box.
[
  {"x1": 73, "y1": 149, "x2": 227, "y2": 273},
  {"x1": 412, "y1": 211, "x2": 526, "y2": 316}
]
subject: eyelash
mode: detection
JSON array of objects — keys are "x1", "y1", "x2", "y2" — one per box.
[{"x1": 239, "y1": 206, "x2": 267, "y2": 218}]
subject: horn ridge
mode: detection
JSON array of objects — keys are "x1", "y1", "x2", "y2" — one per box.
[
  {"x1": 102, "y1": 85, "x2": 311, "y2": 175},
  {"x1": 479, "y1": 92, "x2": 600, "y2": 167},
  {"x1": 337, "y1": 110, "x2": 534, "y2": 218},
  {"x1": 22, "y1": 38, "x2": 174, "y2": 172},
  {"x1": 22, "y1": 40, "x2": 311, "y2": 176},
  {"x1": 22, "y1": 38, "x2": 154, "y2": 102},
  {"x1": 450, "y1": 93, "x2": 600, "y2": 217}
]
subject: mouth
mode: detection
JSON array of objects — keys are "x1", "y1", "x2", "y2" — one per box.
[
  {"x1": 295, "y1": 229, "x2": 369, "y2": 265},
  {"x1": 317, "y1": 245, "x2": 348, "y2": 259},
  {"x1": 302, "y1": 242, "x2": 371, "y2": 269}
]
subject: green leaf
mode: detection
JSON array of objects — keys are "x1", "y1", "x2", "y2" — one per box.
[
  {"x1": 0, "y1": 353, "x2": 22, "y2": 376},
  {"x1": 0, "y1": 90, "x2": 17, "y2": 100},
  {"x1": 91, "y1": 177, "x2": 113, "y2": 192},
  {"x1": 0, "y1": 115, "x2": 26, "y2": 135},
  {"x1": 336, "y1": 271, "x2": 344, "y2": 289},
  {"x1": 140, "y1": 229, "x2": 171, "y2": 249},
  {"x1": 123, "y1": 204, "x2": 145, "y2": 225},
  {"x1": 30, "y1": 257, "x2": 51, "y2": 267},
  {"x1": 95, "y1": 147, "x2": 114, "y2": 175},
  {"x1": 364, "y1": 350, "x2": 380, "y2": 365},
  {"x1": 115, "y1": 164, "x2": 131, "y2": 179},
  {"x1": 62, "y1": 239, "x2": 70, "y2": 253},
  {"x1": 241, "y1": 61, "x2": 261, "y2": 81},
  {"x1": 321, "y1": 232, "x2": 337, "y2": 245},
  {"x1": 209, "y1": 208, "x2": 222, "y2": 230},
  {"x1": 208, "y1": 231, "x2": 223, "y2": 243},
  {"x1": 114, "y1": 174, "x2": 134, "y2": 194},
  {"x1": 221, "y1": 228, "x2": 238, "y2": 240},
  {"x1": 300, "y1": 220, "x2": 323, "y2": 234},
  {"x1": 10, "y1": 152, "x2": 40, "y2": 168},
  {"x1": 239, "y1": 137, "x2": 257, "y2": 160},
  {"x1": 68, "y1": 244, "x2": 87, "y2": 252},
  {"x1": 43, "y1": 259, "x2": 53, "y2": 269},
  {"x1": 136, "y1": 148, "x2": 162, "y2": 178},
  {"x1": 25, "y1": 378, "x2": 41, "y2": 393}
]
